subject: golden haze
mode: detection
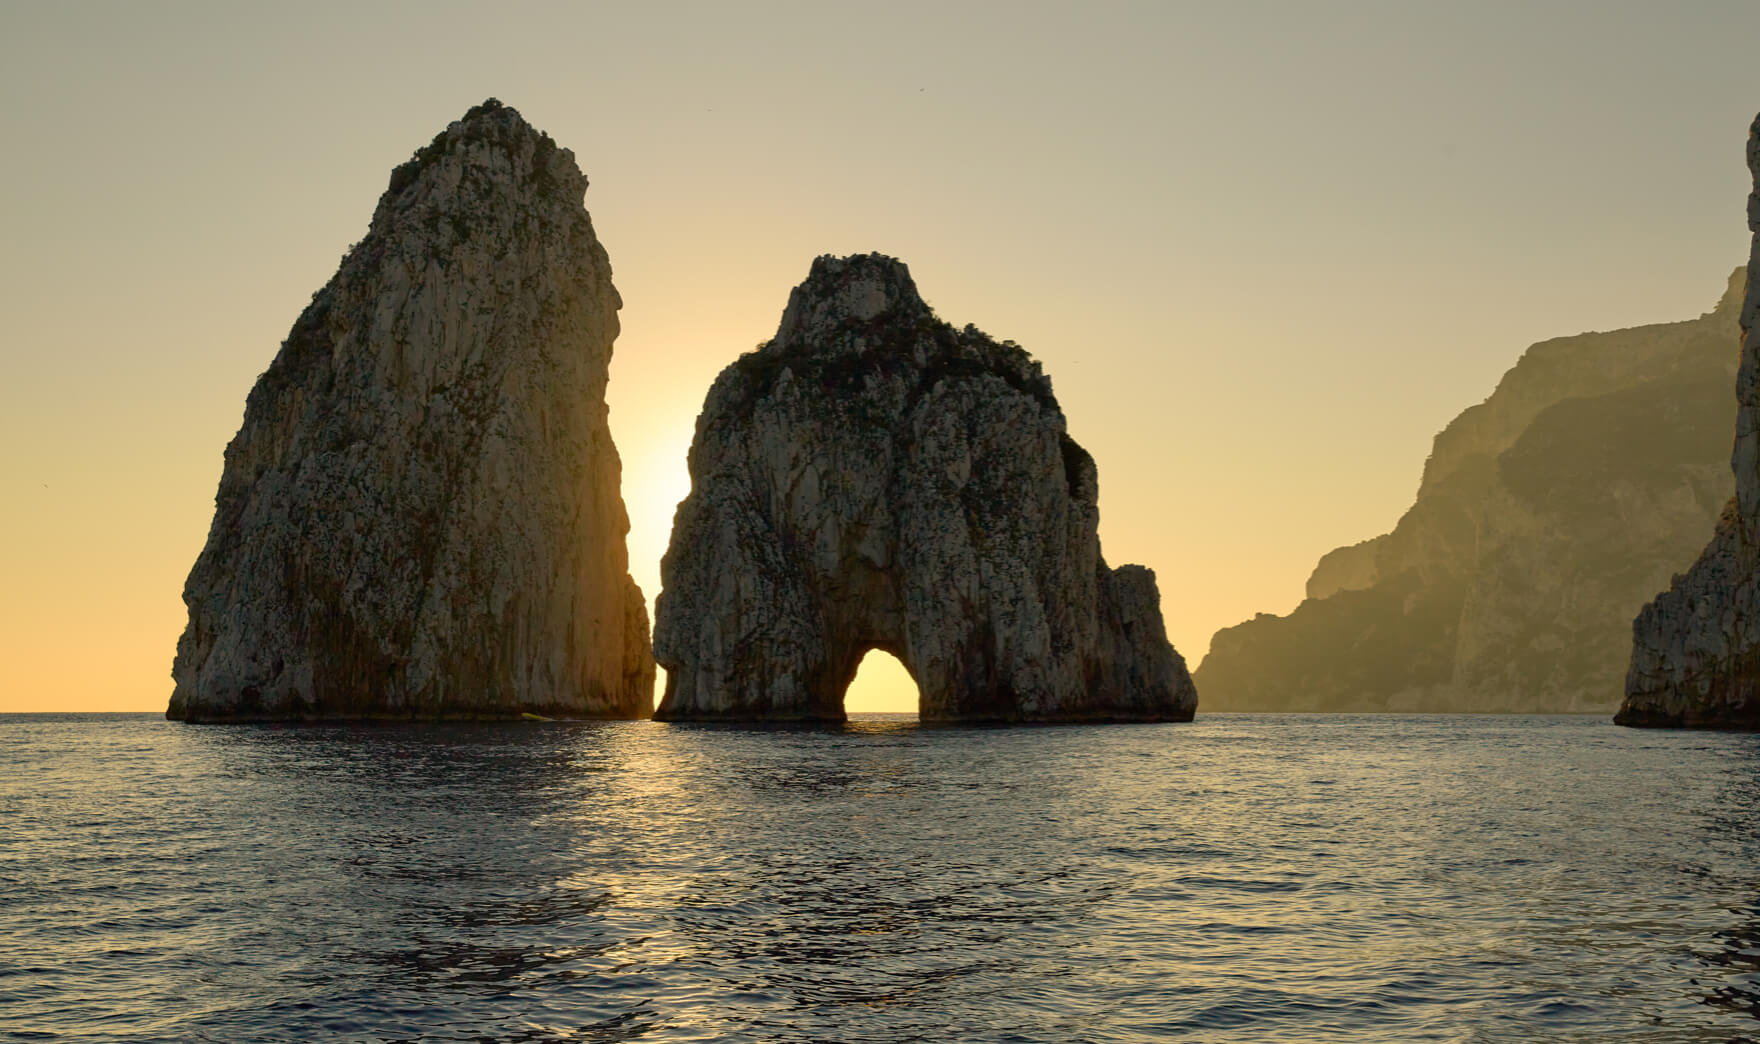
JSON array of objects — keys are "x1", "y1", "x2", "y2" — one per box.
[{"x1": 3, "y1": 4, "x2": 1758, "y2": 712}]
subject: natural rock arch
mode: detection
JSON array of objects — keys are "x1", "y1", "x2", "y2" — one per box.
[{"x1": 652, "y1": 254, "x2": 1197, "y2": 723}]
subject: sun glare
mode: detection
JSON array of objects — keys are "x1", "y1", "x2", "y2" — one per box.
[
  {"x1": 843, "y1": 649, "x2": 918, "y2": 715},
  {"x1": 631, "y1": 461, "x2": 691, "y2": 549}
]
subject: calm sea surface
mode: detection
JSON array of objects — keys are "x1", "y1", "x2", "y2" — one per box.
[{"x1": 5, "y1": 713, "x2": 1760, "y2": 1042}]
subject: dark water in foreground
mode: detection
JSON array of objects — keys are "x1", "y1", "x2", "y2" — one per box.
[{"x1": 6, "y1": 714, "x2": 1760, "y2": 1042}]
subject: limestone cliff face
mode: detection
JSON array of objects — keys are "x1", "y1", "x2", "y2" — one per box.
[
  {"x1": 652, "y1": 254, "x2": 1195, "y2": 722},
  {"x1": 168, "y1": 100, "x2": 653, "y2": 722},
  {"x1": 1196, "y1": 269, "x2": 1742, "y2": 713},
  {"x1": 1620, "y1": 116, "x2": 1760, "y2": 728}
]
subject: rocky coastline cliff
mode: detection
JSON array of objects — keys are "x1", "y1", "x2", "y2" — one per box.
[
  {"x1": 1620, "y1": 115, "x2": 1760, "y2": 728},
  {"x1": 168, "y1": 100, "x2": 653, "y2": 721},
  {"x1": 652, "y1": 254, "x2": 1196, "y2": 722},
  {"x1": 1197, "y1": 269, "x2": 1743, "y2": 713}
]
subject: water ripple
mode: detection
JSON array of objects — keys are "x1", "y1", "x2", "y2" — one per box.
[{"x1": 5, "y1": 713, "x2": 1760, "y2": 1041}]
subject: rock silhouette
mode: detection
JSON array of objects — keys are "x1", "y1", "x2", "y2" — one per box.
[
  {"x1": 1620, "y1": 114, "x2": 1760, "y2": 728},
  {"x1": 652, "y1": 254, "x2": 1195, "y2": 722},
  {"x1": 168, "y1": 100, "x2": 653, "y2": 722},
  {"x1": 1198, "y1": 270, "x2": 1742, "y2": 713}
]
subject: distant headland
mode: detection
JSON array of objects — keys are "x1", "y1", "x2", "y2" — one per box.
[{"x1": 1197, "y1": 268, "x2": 1742, "y2": 714}]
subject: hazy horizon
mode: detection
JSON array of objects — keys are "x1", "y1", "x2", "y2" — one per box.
[{"x1": 5, "y1": 1, "x2": 1760, "y2": 713}]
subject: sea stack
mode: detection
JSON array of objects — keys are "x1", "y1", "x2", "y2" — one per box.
[
  {"x1": 168, "y1": 100, "x2": 653, "y2": 721},
  {"x1": 1620, "y1": 114, "x2": 1760, "y2": 728},
  {"x1": 652, "y1": 254, "x2": 1196, "y2": 722}
]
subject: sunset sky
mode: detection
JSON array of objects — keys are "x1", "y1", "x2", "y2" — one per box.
[{"x1": 4, "y1": 2, "x2": 1760, "y2": 713}]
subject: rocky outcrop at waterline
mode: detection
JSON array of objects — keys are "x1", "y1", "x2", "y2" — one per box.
[
  {"x1": 168, "y1": 100, "x2": 654, "y2": 722},
  {"x1": 651, "y1": 254, "x2": 1196, "y2": 722},
  {"x1": 1195, "y1": 269, "x2": 1743, "y2": 714},
  {"x1": 1620, "y1": 115, "x2": 1760, "y2": 729}
]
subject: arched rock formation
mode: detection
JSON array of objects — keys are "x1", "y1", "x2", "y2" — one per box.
[{"x1": 652, "y1": 254, "x2": 1197, "y2": 723}]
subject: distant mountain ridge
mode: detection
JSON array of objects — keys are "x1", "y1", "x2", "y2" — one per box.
[{"x1": 1196, "y1": 270, "x2": 1743, "y2": 713}]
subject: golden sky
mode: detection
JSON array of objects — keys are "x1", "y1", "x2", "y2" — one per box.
[{"x1": 4, "y1": 2, "x2": 1759, "y2": 713}]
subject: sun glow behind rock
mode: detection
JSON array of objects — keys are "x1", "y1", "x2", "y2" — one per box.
[{"x1": 844, "y1": 650, "x2": 918, "y2": 715}]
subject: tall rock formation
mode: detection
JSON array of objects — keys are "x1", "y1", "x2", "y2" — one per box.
[
  {"x1": 652, "y1": 254, "x2": 1196, "y2": 722},
  {"x1": 168, "y1": 100, "x2": 653, "y2": 722},
  {"x1": 1620, "y1": 115, "x2": 1760, "y2": 728},
  {"x1": 1196, "y1": 269, "x2": 1743, "y2": 713}
]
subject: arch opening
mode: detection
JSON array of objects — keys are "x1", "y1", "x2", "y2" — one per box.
[{"x1": 840, "y1": 648, "x2": 920, "y2": 716}]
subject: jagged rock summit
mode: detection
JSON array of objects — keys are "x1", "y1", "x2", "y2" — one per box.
[
  {"x1": 652, "y1": 254, "x2": 1196, "y2": 722},
  {"x1": 1620, "y1": 114, "x2": 1760, "y2": 728},
  {"x1": 168, "y1": 99, "x2": 654, "y2": 721}
]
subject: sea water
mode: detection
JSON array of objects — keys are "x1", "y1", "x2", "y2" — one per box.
[{"x1": 4, "y1": 712, "x2": 1759, "y2": 1042}]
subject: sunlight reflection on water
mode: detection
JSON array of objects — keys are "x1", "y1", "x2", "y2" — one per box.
[{"x1": 4, "y1": 713, "x2": 1760, "y2": 1041}]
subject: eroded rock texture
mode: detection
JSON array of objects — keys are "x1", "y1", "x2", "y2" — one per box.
[
  {"x1": 1620, "y1": 115, "x2": 1760, "y2": 728},
  {"x1": 1196, "y1": 269, "x2": 1743, "y2": 713},
  {"x1": 652, "y1": 254, "x2": 1195, "y2": 722},
  {"x1": 168, "y1": 100, "x2": 653, "y2": 722}
]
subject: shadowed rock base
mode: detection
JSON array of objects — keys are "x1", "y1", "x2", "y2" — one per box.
[
  {"x1": 1620, "y1": 503, "x2": 1760, "y2": 729},
  {"x1": 652, "y1": 254, "x2": 1196, "y2": 724}
]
